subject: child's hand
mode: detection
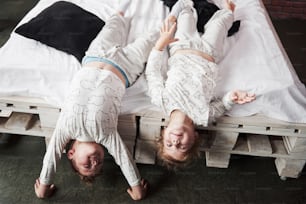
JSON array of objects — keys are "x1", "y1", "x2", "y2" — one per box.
[
  {"x1": 34, "y1": 178, "x2": 56, "y2": 198},
  {"x1": 154, "y1": 16, "x2": 178, "y2": 51},
  {"x1": 231, "y1": 90, "x2": 256, "y2": 104},
  {"x1": 127, "y1": 179, "x2": 148, "y2": 200}
]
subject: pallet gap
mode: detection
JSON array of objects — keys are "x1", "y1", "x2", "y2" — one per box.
[{"x1": 6, "y1": 103, "x2": 14, "y2": 108}]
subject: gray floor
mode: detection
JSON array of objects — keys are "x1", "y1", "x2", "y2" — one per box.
[
  {"x1": 0, "y1": 1, "x2": 306, "y2": 204},
  {"x1": 1, "y1": 134, "x2": 306, "y2": 204}
]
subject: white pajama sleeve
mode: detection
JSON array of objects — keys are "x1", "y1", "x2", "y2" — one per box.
[
  {"x1": 145, "y1": 49, "x2": 167, "y2": 108},
  {"x1": 208, "y1": 91, "x2": 234, "y2": 123},
  {"x1": 104, "y1": 131, "x2": 141, "y2": 187},
  {"x1": 39, "y1": 124, "x2": 71, "y2": 185}
]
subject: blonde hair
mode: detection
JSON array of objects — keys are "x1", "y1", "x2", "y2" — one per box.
[{"x1": 156, "y1": 127, "x2": 201, "y2": 171}]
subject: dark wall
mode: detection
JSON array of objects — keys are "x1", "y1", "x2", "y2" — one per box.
[{"x1": 263, "y1": 0, "x2": 306, "y2": 19}]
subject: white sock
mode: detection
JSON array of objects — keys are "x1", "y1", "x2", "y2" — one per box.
[
  {"x1": 117, "y1": 0, "x2": 130, "y2": 13},
  {"x1": 170, "y1": 0, "x2": 193, "y2": 18}
]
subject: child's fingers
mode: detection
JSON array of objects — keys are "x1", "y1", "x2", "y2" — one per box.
[
  {"x1": 237, "y1": 97, "x2": 255, "y2": 104},
  {"x1": 34, "y1": 179, "x2": 41, "y2": 198},
  {"x1": 231, "y1": 91, "x2": 256, "y2": 104},
  {"x1": 35, "y1": 179, "x2": 40, "y2": 188},
  {"x1": 143, "y1": 181, "x2": 148, "y2": 190},
  {"x1": 248, "y1": 93, "x2": 256, "y2": 98},
  {"x1": 169, "y1": 22, "x2": 177, "y2": 34},
  {"x1": 127, "y1": 188, "x2": 136, "y2": 200},
  {"x1": 164, "y1": 19, "x2": 169, "y2": 31},
  {"x1": 141, "y1": 179, "x2": 149, "y2": 189},
  {"x1": 50, "y1": 184, "x2": 55, "y2": 190},
  {"x1": 127, "y1": 188, "x2": 132, "y2": 196},
  {"x1": 161, "y1": 22, "x2": 166, "y2": 32},
  {"x1": 127, "y1": 188, "x2": 132, "y2": 195}
]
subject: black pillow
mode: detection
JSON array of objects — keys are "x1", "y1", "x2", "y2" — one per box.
[{"x1": 15, "y1": 1, "x2": 105, "y2": 62}]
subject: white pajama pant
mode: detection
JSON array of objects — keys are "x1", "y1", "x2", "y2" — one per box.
[
  {"x1": 85, "y1": 14, "x2": 159, "y2": 85},
  {"x1": 169, "y1": 7, "x2": 234, "y2": 63}
]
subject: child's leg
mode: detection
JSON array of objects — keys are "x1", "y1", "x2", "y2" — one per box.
[
  {"x1": 117, "y1": 0, "x2": 131, "y2": 16},
  {"x1": 121, "y1": 28, "x2": 160, "y2": 84},
  {"x1": 169, "y1": 0, "x2": 194, "y2": 18},
  {"x1": 85, "y1": 14, "x2": 129, "y2": 56},
  {"x1": 200, "y1": 9, "x2": 234, "y2": 63},
  {"x1": 169, "y1": 6, "x2": 199, "y2": 55}
]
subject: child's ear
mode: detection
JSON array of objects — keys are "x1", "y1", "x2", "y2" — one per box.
[{"x1": 67, "y1": 149, "x2": 75, "y2": 160}]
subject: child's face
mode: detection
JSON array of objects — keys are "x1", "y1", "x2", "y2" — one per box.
[
  {"x1": 162, "y1": 122, "x2": 196, "y2": 161},
  {"x1": 68, "y1": 142, "x2": 104, "y2": 176}
]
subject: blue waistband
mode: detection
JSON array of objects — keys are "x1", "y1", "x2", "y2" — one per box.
[{"x1": 82, "y1": 56, "x2": 130, "y2": 87}]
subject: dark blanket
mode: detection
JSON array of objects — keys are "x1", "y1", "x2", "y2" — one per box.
[{"x1": 160, "y1": 0, "x2": 240, "y2": 36}]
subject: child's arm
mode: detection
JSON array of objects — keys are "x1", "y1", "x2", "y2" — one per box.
[
  {"x1": 105, "y1": 131, "x2": 146, "y2": 200},
  {"x1": 154, "y1": 17, "x2": 178, "y2": 51},
  {"x1": 145, "y1": 18, "x2": 177, "y2": 108},
  {"x1": 145, "y1": 48, "x2": 166, "y2": 108},
  {"x1": 209, "y1": 90, "x2": 256, "y2": 122},
  {"x1": 34, "y1": 123, "x2": 70, "y2": 198}
]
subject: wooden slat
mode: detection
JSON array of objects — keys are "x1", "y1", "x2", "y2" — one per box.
[
  {"x1": 285, "y1": 136, "x2": 306, "y2": 153},
  {"x1": 275, "y1": 158, "x2": 306, "y2": 178},
  {"x1": 205, "y1": 151, "x2": 231, "y2": 168},
  {"x1": 4, "y1": 112, "x2": 33, "y2": 131},
  {"x1": 0, "y1": 97, "x2": 61, "y2": 117},
  {"x1": 270, "y1": 137, "x2": 288, "y2": 155},
  {"x1": 134, "y1": 139, "x2": 156, "y2": 164},
  {"x1": 0, "y1": 109, "x2": 12, "y2": 117},
  {"x1": 247, "y1": 134, "x2": 272, "y2": 154},
  {"x1": 0, "y1": 115, "x2": 52, "y2": 137},
  {"x1": 210, "y1": 131, "x2": 239, "y2": 150},
  {"x1": 233, "y1": 135, "x2": 249, "y2": 152},
  {"x1": 123, "y1": 140, "x2": 135, "y2": 156},
  {"x1": 216, "y1": 114, "x2": 306, "y2": 129},
  {"x1": 139, "y1": 117, "x2": 163, "y2": 140},
  {"x1": 118, "y1": 114, "x2": 136, "y2": 123},
  {"x1": 39, "y1": 112, "x2": 60, "y2": 128},
  {"x1": 118, "y1": 125, "x2": 137, "y2": 139},
  {"x1": 0, "y1": 96, "x2": 57, "y2": 108}
]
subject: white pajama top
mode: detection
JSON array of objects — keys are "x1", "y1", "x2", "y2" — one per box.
[
  {"x1": 146, "y1": 7, "x2": 235, "y2": 126},
  {"x1": 146, "y1": 50, "x2": 233, "y2": 126},
  {"x1": 39, "y1": 67, "x2": 140, "y2": 187}
]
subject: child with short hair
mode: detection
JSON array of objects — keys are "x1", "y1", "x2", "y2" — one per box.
[{"x1": 34, "y1": 1, "x2": 159, "y2": 200}]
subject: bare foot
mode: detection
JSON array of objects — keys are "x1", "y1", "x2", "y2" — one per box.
[{"x1": 225, "y1": 0, "x2": 235, "y2": 12}]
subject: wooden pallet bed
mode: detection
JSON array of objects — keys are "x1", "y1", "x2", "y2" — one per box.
[
  {"x1": 0, "y1": 0, "x2": 305, "y2": 180},
  {"x1": 1, "y1": 98, "x2": 305, "y2": 179},
  {"x1": 136, "y1": 110, "x2": 306, "y2": 179}
]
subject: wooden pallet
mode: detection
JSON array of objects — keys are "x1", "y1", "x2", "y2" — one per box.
[
  {"x1": 0, "y1": 96, "x2": 60, "y2": 140},
  {"x1": 1, "y1": 97, "x2": 306, "y2": 178},
  {"x1": 135, "y1": 111, "x2": 306, "y2": 179},
  {"x1": 0, "y1": 96, "x2": 137, "y2": 155}
]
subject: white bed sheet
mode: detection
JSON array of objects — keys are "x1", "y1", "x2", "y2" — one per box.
[{"x1": 0, "y1": 0, "x2": 305, "y2": 123}]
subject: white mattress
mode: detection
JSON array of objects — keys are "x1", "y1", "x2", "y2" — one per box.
[{"x1": 0, "y1": 0, "x2": 305, "y2": 123}]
